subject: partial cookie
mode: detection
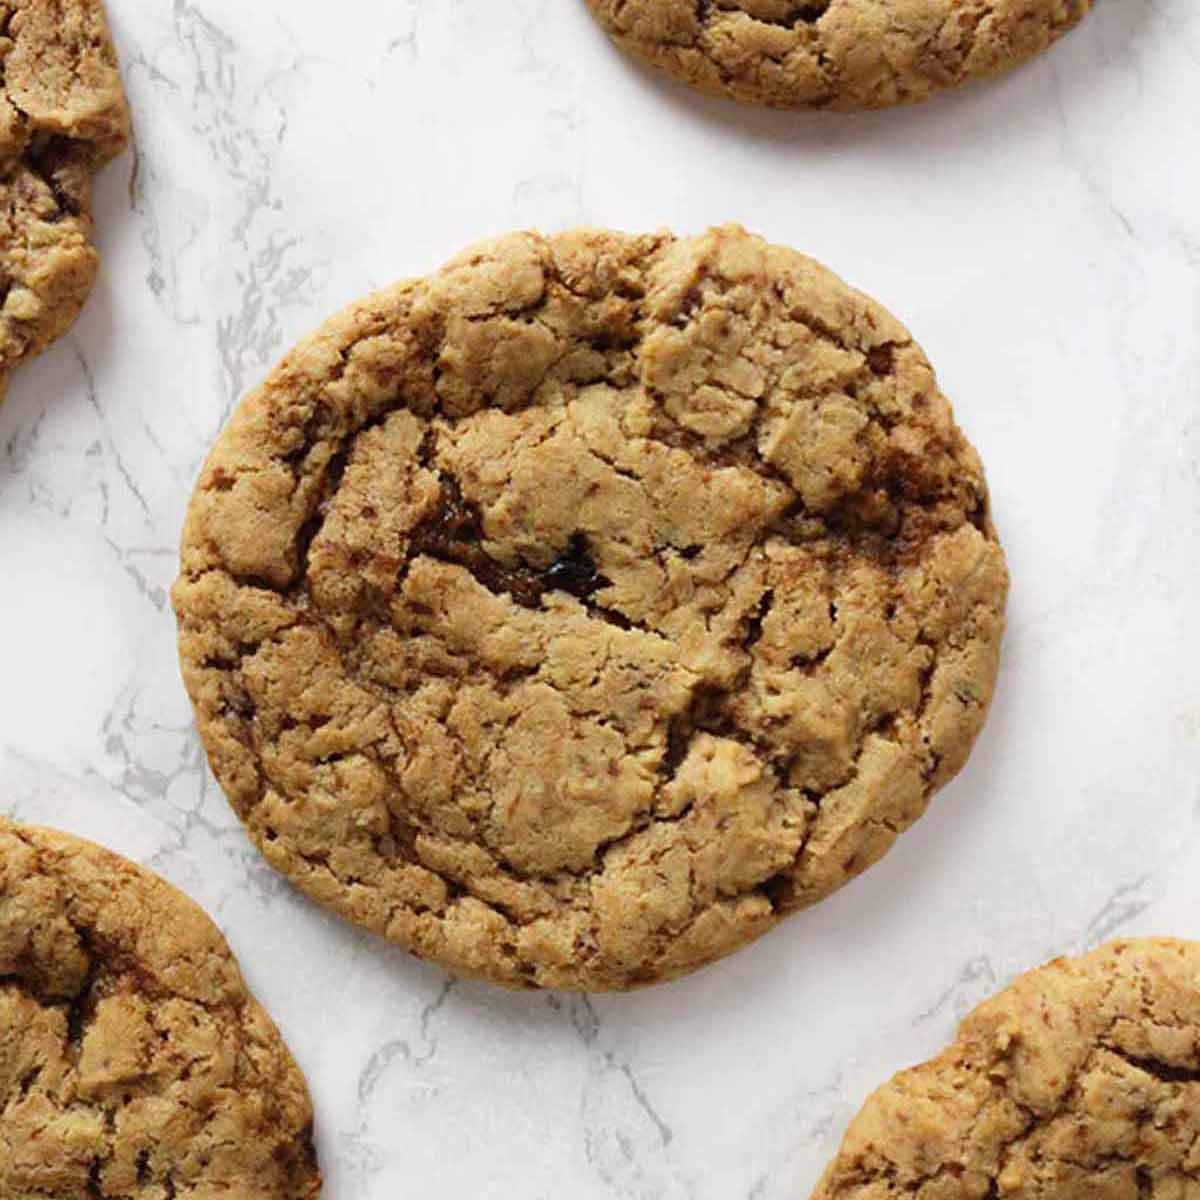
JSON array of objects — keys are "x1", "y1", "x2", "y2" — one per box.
[
  {"x1": 0, "y1": 0, "x2": 130, "y2": 399},
  {"x1": 0, "y1": 818, "x2": 321, "y2": 1198},
  {"x1": 585, "y1": 0, "x2": 1092, "y2": 111},
  {"x1": 173, "y1": 224, "x2": 1008, "y2": 991},
  {"x1": 812, "y1": 939, "x2": 1200, "y2": 1198}
]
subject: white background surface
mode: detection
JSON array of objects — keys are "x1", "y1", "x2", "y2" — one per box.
[{"x1": 1, "y1": 2, "x2": 1198, "y2": 1197}]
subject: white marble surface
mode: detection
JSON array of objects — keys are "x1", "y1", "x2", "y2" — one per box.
[{"x1": 2, "y1": 2, "x2": 1198, "y2": 1196}]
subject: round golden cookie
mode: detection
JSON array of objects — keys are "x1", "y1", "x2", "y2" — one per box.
[
  {"x1": 173, "y1": 224, "x2": 1008, "y2": 991},
  {"x1": 812, "y1": 939, "x2": 1200, "y2": 1199},
  {"x1": 585, "y1": 0, "x2": 1093, "y2": 111},
  {"x1": 0, "y1": 819, "x2": 321, "y2": 1199},
  {"x1": 0, "y1": 0, "x2": 129, "y2": 400}
]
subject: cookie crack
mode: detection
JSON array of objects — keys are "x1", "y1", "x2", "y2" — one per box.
[
  {"x1": 708, "y1": 2, "x2": 833, "y2": 31},
  {"x1": 1102, "y1": 1048, "x2": 1200, "y2": 1088}
]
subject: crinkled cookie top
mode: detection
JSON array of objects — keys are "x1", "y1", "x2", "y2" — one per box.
[
  {"x1": 0, "y1": 819, "x2": 321, "y2": 1199},
  {"x1": 0, "y1": 0, "x2": 129, "y2": 397},
  {"x1": 813, "y1": 939, "x2": 1200, "y2": 1199},
  {"x1": 174, "y1": 225, "x2": 1007, "y2": 990},
  {"x1": 585, "y1": 0, "x2": 1093, "y2": 111}
]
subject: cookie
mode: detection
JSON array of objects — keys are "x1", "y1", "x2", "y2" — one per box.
[
  {"x1": 173, "y1": 224, "x2": 1008, "y2": 991},
  {"x1": 0, "y1": 0, "x2": 129, "y2": 400},
  {"x1": 812, "y1": 939, "x2": 1200, "y2": 1199},
  {"x1": 585, "y1": 0, "x2": 1093, "y2": 111},
  {"x1": 0, "y1": 818, "x2": 321, "y2": 1198}
]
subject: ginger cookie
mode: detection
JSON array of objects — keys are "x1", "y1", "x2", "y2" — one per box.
[
  {"x1": 173, "y1": 224, "x2": 1008, "y2": 991},
  {"x1": 585, "y1": 0, "x2": 1093, "y2": 111},
  {"x1": 0, "y1": 818, "x2": 321, "y2": 1198},
  {"x1": 812, "y1": 939, "x2": 1200, "y2": 1199},
  {"x1": 0, "y1": 0, "x2": 129, "y2": 400}
]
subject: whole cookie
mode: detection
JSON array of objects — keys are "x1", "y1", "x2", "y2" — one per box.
[
  {"x1": 812, "y1": 939, "x2": 1200, "y2": 1199},
  {"x1": 174, "y1": 224, "x2": 1008, "y2": 991},
  {"x1": 585, "y1": 0, "x2": 1093, "y2": 111},
  {"x1": 0, "y1": 0, "x2": 129, "y2": 399},
  {"x1": 0, "y1": 819, "x2": 321, "y2": 1199}
]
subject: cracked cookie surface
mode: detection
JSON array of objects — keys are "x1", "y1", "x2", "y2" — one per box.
[
  {"x1": 0, "y1": 818, "x2": 321, "y2": 1199},
  {"x1": 812, "y1": 939, "x2": 1200, "y2": 1199},
  {"x1": 173, "y1": 224, "x2": 1008, "y2": 991},
  {"x1": 0, "y1": 0, "x2": 129, "y2": 399},
  {"x1": 585, "y1": 0, "x2": 1092, "y2": 111}
]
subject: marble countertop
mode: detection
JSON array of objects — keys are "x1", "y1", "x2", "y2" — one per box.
[{"x1": 2, "y1": 2, "x2": 1199, "y2": 1197}]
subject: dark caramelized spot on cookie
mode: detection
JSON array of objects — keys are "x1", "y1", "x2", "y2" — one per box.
[
  {"x1": 411, "y1": 482, "x2": 610, "y2": 610},
  {"x1": 410, "y1": 478, "x2": 545, "y2": 608},
  {"x1": 866, "y1": 343, "x2": 895, "y2": 376},
  {"x1": 795, "y1": 1, "x2": 832, "y2": 23},
  {"x1": 543, "y1": 533, "x2": 610, "y2": 601}
]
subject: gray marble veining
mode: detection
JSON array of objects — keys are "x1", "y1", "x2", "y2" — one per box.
[{"x1": 1, "y1": 2, "x2": 1198, "y2": 1196}]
